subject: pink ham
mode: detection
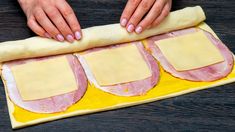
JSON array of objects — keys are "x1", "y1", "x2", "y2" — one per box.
[
  {"x1": 2, "y1": 54, "x2": 87, "y2": 113},
  {"x1": 146, "y1": 28, "x2": 234, "y2": 81},
  {"x1": 77, "y1": 42, "x2": 159, "y2": 96}
]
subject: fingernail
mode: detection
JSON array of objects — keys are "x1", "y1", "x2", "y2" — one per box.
[
  {"x1": 44, "y1": 33, "x2": 51, "y2": 38},
  {"x1": 127, "y1": 24, "x2": 134, "y2": 33},
  {"x1": 56, "y1": 34, "x2": 64, "y2": 42},
  {"x1": 120, "y1": 18, "x2": 127, "y2": 27},
  {"x1": 135, "y1": 26, "x2": 142, "y2": 34},
  {"x1": 75, "y1": 31, "x2": 81, "y2": 40},
  {"x1": 66, "y1": 34, "x2": 74, "y2": 43}
]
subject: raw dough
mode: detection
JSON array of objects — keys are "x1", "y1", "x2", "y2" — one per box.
[
  {"x1": 0, "y1": 6, "x2": 205, "y2": 63},
  {"x1": 3, "y1": 23, "x2": 235, "y2": 130}
]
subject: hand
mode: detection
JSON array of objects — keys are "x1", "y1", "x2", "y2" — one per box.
[
  {"x1": 120, "y1": 0, "x2": 172, "y2": 34},
  {"x1": 18, "y1": 0, "x2": 82, "y2": 43}
]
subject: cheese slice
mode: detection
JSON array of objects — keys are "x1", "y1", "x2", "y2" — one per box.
[
  {"x1": 82, "y1": 44, "x2": 151, "y2": 86},
  {"x1": 11, "y1": 56, "x2": 77, "y2": 101},
  {"x1": 155, "y1": 31, "x2": 224, "y2": 71}
]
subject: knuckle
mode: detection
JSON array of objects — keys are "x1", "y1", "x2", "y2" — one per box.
[
  {"x1": 36, "y1": 30, "x2": 44, "y2": 36},
  {"x1": 48, "y1": 9, "x2": 58, "y2": 18},
  {"x1": 63, "y1": 8, "x2": 73, "y2": 17},
  {"x1": 152, "y1": 23, "x2": 157, "y2": 27},
  {"x1": 70, "y1": 23, "x2": 80, "y2": 30},
  {"x1": 141, "y1": 1, "x2": 150, "y2": 10},
  {"x1": 154, "y1": 6, "x2": 161, "y2": 14},
  {"x1": 37, "y1": 15, "x2": 43, "y2": 21},
  {"x1": 35, "y1": 13, "x2": 44, "y2": 21},
  {"x1": 163, "y1": 12, "x2": 169, "y2": 17},
  {"x1": 153, "y1": 19, "x2": 160, "y2": 26},
  {"x1": 49, "y1": 28, "x2": 58, "y2": 35},
  {"x1": 27, "y1": 19, "x2": 34, "y2": 27},
  {"x1": 62, "y1": 30, "x2": 70, "y2": 35},
  {"x1": 57, "y1": 22, "x2": 69, "y2": 33},
  {"x1": 139, "y1": 18, "x2": 152, "y2": 28},
  {"x1": 34, "y1": 8, "x2": 41, "y2": 15},
  {"x1": 57, "y1": 20, "x2": 65, "y2": 27},
  {"x1": 162, "y1": 8, "x2": 170, "y2": 17},
  {"x1": 63, "y1": 28, "x2": 72, "y2": 34},
  {"x1": 130, "y1": 0, "x2": 139, "y2": 6},
  {"x1": 131, "y1": 15, "x2": 138, "y2": 21},
  {"x1": 142, "y1": 19, "x2": 152, "y2": 27},
  {"x1": 129, "y1": 15, "x2": 138, "y2": 24},
  {"x1": 39, "y1": 0, "x2": 48, "y2": 6}
]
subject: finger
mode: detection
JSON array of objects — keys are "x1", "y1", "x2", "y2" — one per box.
[
  {"x1": 27, "y1": 16, "x2": 49, "y2": 38},
  {"x1": 151, "y1": 1, "x2": 171, "y2": 27},
  {"x1": 126, "y1": 0, "x2": 155, "y2": 32},
  {"x1": 34, "y1": 8, "x2": 64, "y2": 41},
  {"x1": 120, "y1": 0, "x2": 141, "y2": 27},
  {"x1": 43, "y1": 6, "x2": 74, "y2": 42},
  {"x1": 135, "y1": 0, "x2": 167, "y2": 33},
  {"x1": 56, "y1": 0, "x2": 82, "y2": 40}
]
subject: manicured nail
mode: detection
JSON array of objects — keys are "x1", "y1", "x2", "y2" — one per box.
[
  {"x1": 44, "y1": 33, "x2": 51, "y2": 38},
  {"x1": 75, "y1": 31, "x2": 81, "y2": 40},
  {"x1": 135, "y1": 26, "x2": 143, "y2": 34},
  {"x1": 56, "y1": 34, "x2": 64, "y2": 42},
  {"x1": 120, "y1": 18, "x2": 127, "y2": 27},
  {"x1": 66, "y1": 34, "x2": 74, "y2": 43},
  {"x1": 127, "y1": 24, "x2": 134, "y2": 33}
]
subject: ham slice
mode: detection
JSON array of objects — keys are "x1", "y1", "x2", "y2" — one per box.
[
  {"x1": 146, "y1": 28, "x2": 234, "y2": 81},
  {"x1": 1, "y1": 55, "x2": 87, "y2": 113},
  {"x1": 77, "y1": 42, "x2": 159, "y2": 96}
]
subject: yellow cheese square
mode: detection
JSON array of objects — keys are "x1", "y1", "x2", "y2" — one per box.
[
  {"x1": 155, "y1": 31, "x2": 224, "y2": 71},
  {"x1": 82, "y1": 44, "x2": 151, "y2": 86},
  {"x1": 11, "y1": 56, "x2": 77, "y2": 101}
]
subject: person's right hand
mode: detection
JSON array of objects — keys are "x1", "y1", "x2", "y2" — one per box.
[{"x1": 18, "y1": 0, "x2": 82, "y2": 43}]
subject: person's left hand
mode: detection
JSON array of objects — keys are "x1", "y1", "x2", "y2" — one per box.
[{"x1": 120, "y1": 0, "x2": 172, "y2": 34}]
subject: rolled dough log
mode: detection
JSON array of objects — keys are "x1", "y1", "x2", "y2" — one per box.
[{"x1": 0, "y1": 6, "x2": 205, "y2": 63}]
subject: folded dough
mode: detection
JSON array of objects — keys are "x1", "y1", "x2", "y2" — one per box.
[{"x1": 0, "y1": 6, "x2": 205, "y2": 63}]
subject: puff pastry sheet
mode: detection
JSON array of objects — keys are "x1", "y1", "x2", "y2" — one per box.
[
  {"x1": 1, "y1": 23, "x2": 235, "y2": 129},
  {"x1": 1, "y1": 5, "x2": 231, "y2": 129}
]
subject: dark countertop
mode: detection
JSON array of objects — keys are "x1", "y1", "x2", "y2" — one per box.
[{"x1": 0, "y1": 0, "x2": 235, "y2": 131}]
